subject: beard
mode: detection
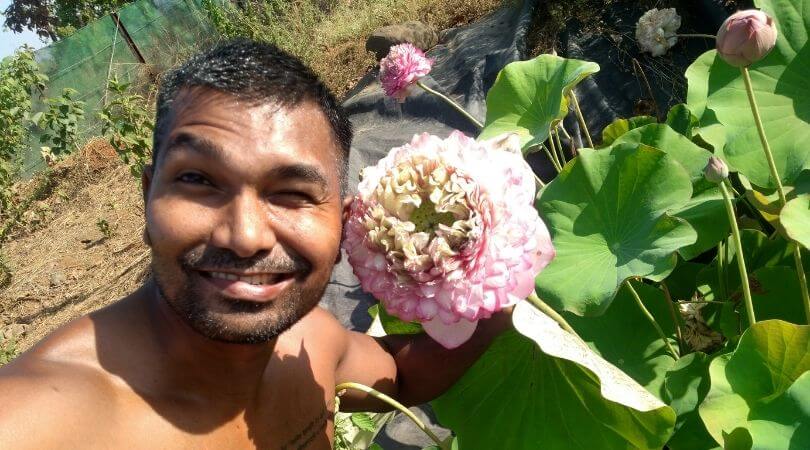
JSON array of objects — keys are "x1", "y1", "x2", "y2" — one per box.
[{"x1": 151, "y1": 245, "x2": 330, "y2": 344}]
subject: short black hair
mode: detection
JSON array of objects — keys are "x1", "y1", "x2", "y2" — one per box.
[{"x1": 153, "y1": 38, "x2": 352, "y2": 192}]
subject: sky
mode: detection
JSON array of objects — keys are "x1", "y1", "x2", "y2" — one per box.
[{"x1": 0, "y1": 0, "x2": 50, "y2": 59}]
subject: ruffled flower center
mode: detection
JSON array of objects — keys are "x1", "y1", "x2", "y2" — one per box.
[{"x1": 360, "y1": 156, "x2": 482, "y2": 281}]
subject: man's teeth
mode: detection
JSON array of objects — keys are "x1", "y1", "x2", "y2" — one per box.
[{"x1": 209, "y1": 272, "x2": 281, "y2": 285}]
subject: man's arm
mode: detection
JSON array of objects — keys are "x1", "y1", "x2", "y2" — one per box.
[{"x1": 334, "y1": 310, "x2": 511, "y2": 412}]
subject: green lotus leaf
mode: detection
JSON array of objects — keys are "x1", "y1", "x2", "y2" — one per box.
[
  {"x1": 535, "y1": 144, "x2": 697, "y2": 315},
  {"x1": 479, "y1": 54, "x2": 600, "y2": 152},
  {"x1": 663, "y1": 352, "x2": 719, "y2": 450},
  {"x1": 608, "y1": 124, "x2": 728, "y2": 259},
  {"x1": 780, "y1": 193, "x2": 810, "y2": 249},
  {"x1": 699, "y1": 320, "x2": 810, "y2": 447},
  {"x1": 433, "y1": 302, "x2": 675, "y2": 450},
  {"x1": 745, "y1": 266, "x2": 808, "y2": 327},
  {"x1": 685, "y1": 0, "x2": 810, "y2": 189},
  {"x1": 600, "y1": 115, "x2": 657, "y2": 147},
  {"x1": 665, "y1": 104, "x2": 698, "y2": 138},
  {"x1": 563, "y1": 281, "x2": 678, "y2": 399}
]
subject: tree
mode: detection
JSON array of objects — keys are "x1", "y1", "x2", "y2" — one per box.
[{"x1": 3, "y1": 0, "x2": 134, "y2": 40}]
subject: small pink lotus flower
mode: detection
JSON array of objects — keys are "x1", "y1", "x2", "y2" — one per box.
[
  {"x1": 343, "y1": 131, "x2": 556, "y2": 348},
  {"x1": 716, "y1": 9, "x2": 777, "y2": 67},
  {"x1": 704, "y1": 156, "x2": 729, "y2": 183},
  {"x1": 379, "y1": 43, "x2": 433, "y2": 102}
]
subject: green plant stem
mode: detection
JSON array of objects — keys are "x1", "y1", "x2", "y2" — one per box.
[
  {"x1": 678, "y1": 300, "x2": 731, "y2": 305},
  {"x1": 717, "y1": 241, "x2": 727, "y2": 301},
  {"x1": 415, "y1": 80, "x2": 483, "y2": 129},
  {"x1": 553, "y1": 128, "x2": 566, "y2": 164},
  {"x1": 543, "y1": 142, "x2": 562, "y2": 173},
  {"x1": 793, "y1": 246, "x2": 810, "y2": 324},
  {"x1": 558, "y1": 123, "x2": 578, "y2": 155},
  {"x1": 335, "y1": 382, "x2": 449, "y2": 450},
  {"x1": 720, "y1": 180, "x2": 756, "y2": 325},
  {"x1": 526, "y1": 292, "x2": 582, "y2": 340},
  {"x1": 660, "y1": 281, "x2": 684, "y2": 353},
  {"x1": 740, "y1": 67, "x2": 786, "y2": 205},
  {"x1": 624, "y1": 280, "x2": 679, "y2": 360},
  {"x1": 569, "y1": 91, "x2": 594, "y2": 148},
  {"x1": 676, "y1": 33, "x2": 716, "y2": 39},
  {"x1": 740, "y1": 67, "x2": 810, "y2": 322}
]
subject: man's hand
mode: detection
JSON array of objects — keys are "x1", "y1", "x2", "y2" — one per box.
[{"x1": 335, "y1": 308, "x2": 513, "y2": 412}]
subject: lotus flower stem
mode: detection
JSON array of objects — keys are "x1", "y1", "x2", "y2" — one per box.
[
  {"x1": 717, "y1": 241, "x2": 728, "y2": 301},
  {"x1": 415, "y1": 80, "x2": 483, "y2": 129},
  {"x1": 676, "y1": 33, "x2": 716, "y2": 39},
  {"x1": 542, "y1": 143, "x2": 562, "y2": 173},
  {"x1": 526, "y1": 291, "x2": 582, "y2": 340},
  {"x1": 335, "y1": 382, "x2": 449, "y2": 450},
  {"x1": 553, "y1": 129, "x2": 567, "y2": 164},
  {"x1": 740, "y1": 67, "x2": 810, "y2": 321},
  {"x1": 719, "y1": 180, "x2": 756, "y2": 325},
  {"x1": 558, "y1": 123, "x2": 578, "y2": 155},
  {"x1": 569, "y1": 91, "x2": 594, "y2": 148},
  {"x1": 740, "y1": 67, "x2": 785, "y2": 204},
  {"x1": 624, "y1": 280, "x2": 679, "y2": 360},
  {"x1": 534, "y1": 173, "x2": 546, "y2": 188},
  {"x1": 659, "y1": 281, "x2": 684, "y2": 353},
  {"x1": 793, "y1": 249, "x2": 810, "y2": 323}
]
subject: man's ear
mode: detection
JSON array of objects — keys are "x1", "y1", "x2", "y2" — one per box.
[
  {"x1": 336, "y1": 196, "x2": 353, "y2": 264},
  {"x1": 341, "y1": 196, "x2": 353, "y2": 224},
  {"x1": 141, "y1": 164, "x2": 154, "y2": 247},
  {"x1": 141, "y1": 164, "x2": 154, "y2": 205}
]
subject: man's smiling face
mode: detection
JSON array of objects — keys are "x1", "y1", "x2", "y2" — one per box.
[{"x1": 143, "y1": 88, "x2": 345, "y2": 343}]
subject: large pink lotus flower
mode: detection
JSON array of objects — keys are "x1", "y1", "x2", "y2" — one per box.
[
  {"x1": 379, "y1": 43, "x2": 433, "y2": 102},
  {"x1": 343, "y1": 131, "x2": 556, "y2": 348}
]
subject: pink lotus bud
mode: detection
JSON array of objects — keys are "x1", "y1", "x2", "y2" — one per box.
[
  {"x1": 704, "y1": 156, "x2": 729, "y2": 183},
  {"x1": 716, "y1": 10, "x2": 777, "y2": 67},
  {"x1": 379, "y1": 43, "x2": 433, "y2": 103}
]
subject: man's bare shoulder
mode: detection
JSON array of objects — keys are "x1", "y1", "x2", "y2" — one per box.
[{"x1": 0, "y1": 310, "x2": 123, "y2": 446}]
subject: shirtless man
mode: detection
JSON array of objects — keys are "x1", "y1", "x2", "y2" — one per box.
[{"x1": 0, "y1": 39, "x2": 509, "y2": 449}]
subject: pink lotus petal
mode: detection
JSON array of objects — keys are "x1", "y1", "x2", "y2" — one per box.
[{"x1": 423, "y1": 317, "x2": 478, "y2": 349}]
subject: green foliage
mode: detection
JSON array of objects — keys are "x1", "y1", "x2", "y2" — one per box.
[
  {"x1": 563, "y1": 281, "x2": 679, "y2": 398},
  {"x1": 534, "y1": 144, "x2": 696, "y2": 315},
  {"x1": 599, "y1": 115, "x2": 656, "y2": 147},
  {"x1": 0, "y1": 47, "x2": 47, "y2": 213},
  {"x1": 368, "y1": 304, "x2": 423, "y2": 335},
  {"x1": 662, "y1": 352, "x2": 718, "y2": 450},
  {"x1": 607, "y1": 123, "x2": 728, "y2": 260},
  {"x1": 0, "y1": 337, "x2": 18, "y2": 365},
  {"x1": 686, "y1": 0, "x2": 810, "y2": 189},
  {"x1": 699, "y1": 320, "x2": 810, "y2": 448},
  {"x1": 96, "y1": 218, "x2": 116, "y2": 240},
  {"x1": 3, "y1": 0, "x2": 133, "y2": 40},
  {"x1": 432, "y1": 326, "x2": 676, "y2": 450},
  {"x1": 0, "y1": 46, "x2": 47, "y2": 160},
  {"x1": 780, "y1": 193, "x2": 810, "y2": 249},
  {"x1": 36, "y1": 87, "x2": 85, "y2": 158},
  {"x1": 478, "y1": 54, "x2": 600, "y2": 152},
  {"x1": 98, "y1": 77, "x2": 154, "y2": 177}
]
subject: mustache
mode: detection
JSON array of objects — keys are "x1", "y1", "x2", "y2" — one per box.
[{"x1": 180, "y1": 246, "x2": 311, "y2": 274}]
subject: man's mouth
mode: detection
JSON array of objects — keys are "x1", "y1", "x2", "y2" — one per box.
[{"x1": 197, "y1": 270, "x2": 296, "y2": 303}]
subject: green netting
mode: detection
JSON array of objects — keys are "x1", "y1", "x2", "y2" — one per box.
[{"x1": 21, "y1": 0, "x2": 215, "y2": 176}]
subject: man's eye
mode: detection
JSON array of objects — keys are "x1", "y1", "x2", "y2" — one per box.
[
  {"x1": 177, "y1": 173, "x2": 212, "y2": 186},
  {"x1": 270, "y1": 191, "x2": 315, "y2": 204}
]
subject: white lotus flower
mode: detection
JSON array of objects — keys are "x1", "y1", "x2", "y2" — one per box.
[{"x1": 636, "y1": 8, "x2": 682, "y2": 57}]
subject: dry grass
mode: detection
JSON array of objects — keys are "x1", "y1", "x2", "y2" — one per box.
[{"x1": 209, "y1": 0, "x2": 506, "y2": 97}]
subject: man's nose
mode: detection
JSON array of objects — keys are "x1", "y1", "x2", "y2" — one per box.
[{"x1": 210, "y1": 191, "x2": 277, "y2": 258}]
